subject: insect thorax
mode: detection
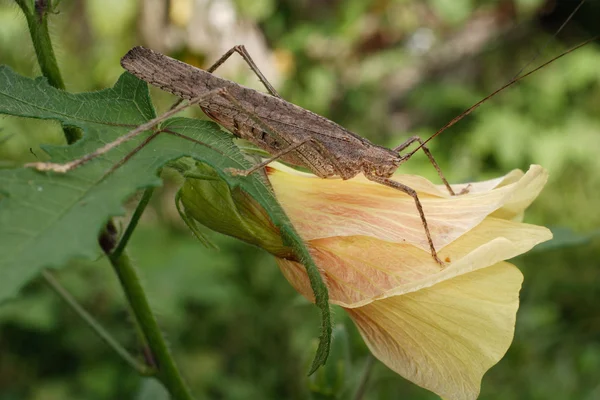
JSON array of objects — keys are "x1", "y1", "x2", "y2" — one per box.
[{"x1": 355, "y1": 146, "x2": 402, "y2": 178}]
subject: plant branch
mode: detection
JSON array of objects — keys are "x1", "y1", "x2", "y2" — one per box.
[
  {"x1": 109, "y1": 251, "x2": 194, "y2": 400},
  {"x1": 42, "y1": 270, "x2": 154, "y2": 375},
  {"x1": 16, "y1": 2, "x2": 193, "y2": 396},
  {"x1": 15, "y1": 3, "x2": 191, "y2": 396},
  {"x1": 15, "y1": 0, "x2": 81, "y2": 144},
  {"x1": 112, "y1": 188, "x2": 155, "y2": 259}
]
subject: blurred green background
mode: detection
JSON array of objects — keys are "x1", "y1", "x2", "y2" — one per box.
[{"x1": 1, "y1": 0, "x2": 599, "y2": 399}]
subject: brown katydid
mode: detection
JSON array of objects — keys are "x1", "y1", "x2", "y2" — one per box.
[
  {"x1": 121, "y1": 45, "x2": 460, "y2": 265},
  {"x1": 26, "y1": 38, "x2": 595, "y2": 266}
]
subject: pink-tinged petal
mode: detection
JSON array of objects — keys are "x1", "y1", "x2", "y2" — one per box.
[
  {"x1": 268, "y1": 163, "x2": 548, "y2": 251},
  {"x1": 268, "y1": 162, "x2": 525, "y2": 196},
  {"x1": 346, "y1": 262, "x2": 523, "y2": 400},
  {"x1": 443, "y1": 168, "x2": 527, "y2": 195},
  {"x1": 276, "y1": 217, "x2": 550, "y2": 307}
]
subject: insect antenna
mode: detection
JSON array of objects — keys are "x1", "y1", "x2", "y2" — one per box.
[
  {"x1": 511, "y1": 0, "x2": 587, "y2": 81},
  {"x1": 406, "y1": 0, "x2": 596, "y2": 159},
  {"x1": 407, "y1": 35, "x2": 597, "y2": 160}
]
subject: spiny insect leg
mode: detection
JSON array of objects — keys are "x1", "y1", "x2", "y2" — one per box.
[
  {"x1": 25, "y1": 88, "x2": 227, "y2": 173},
  {"x1": 170, "y1": 45, "x2": 281, "y2": 111},
  {"x1": 218, "y1": 90, "x2": 334, "y2": 176},
  {"x1": 101, "y1": 127, "x2": 226, "y2": 181},
  {"x1": 364, "y1": 173, "x2": 444, "y2": 266},
  {"x1": 207, "y1": 45, "x2": 280, "y2": 98},
  {"x1": 227, "y1": 136, "x2": 345, "y2": 178},
  {"x1": 227, "y1": 138, "x2": 312, "y2": 176}
]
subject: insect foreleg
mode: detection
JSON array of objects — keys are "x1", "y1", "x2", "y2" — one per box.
[
  {"x1": 394, "y1": 135, "x2": 465, "y2": 195},
  {"x1": 364, "y1": 173, "x2": 444, "y2": 266}
]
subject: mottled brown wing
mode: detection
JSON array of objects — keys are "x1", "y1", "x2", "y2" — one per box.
[{"x1": 121, "y1": 46, "x2": 345, "y2": 177}]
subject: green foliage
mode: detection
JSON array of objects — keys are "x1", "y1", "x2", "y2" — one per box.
[
  {"x1": 0, "y1": 68, "x2": 156, "y2": 301},
  {"x1": 0, "y1": 67, "x2": 331, "y2": 378}
]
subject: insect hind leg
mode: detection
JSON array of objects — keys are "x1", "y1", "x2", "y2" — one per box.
[
  {"x1": 217, "y1": 89, "x2": 345, "y2": 178},
  {"x1": 169, "y1": 45, "x2": 281, "y2": 111},
  {"x1": 208, "y1": 45, "x2": 280, "y2": 97},
  {"x1": 26, "y1": 88, "x2": 229, "y2": 173},
  {"x1": 394, "y1": 136, "x2": 468, "y2": 195}
]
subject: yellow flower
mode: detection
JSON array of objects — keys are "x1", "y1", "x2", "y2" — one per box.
[{"x1": 180, "y1": 162, "x2": 552, "y2": 400}]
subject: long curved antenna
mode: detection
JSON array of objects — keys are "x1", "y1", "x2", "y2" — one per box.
[
  {"x1": 406, "y1": 36, "x2": 598, "y2": 160},
  {"x1": 512, "y1": 0, "x2": 586, "y2": 80}
]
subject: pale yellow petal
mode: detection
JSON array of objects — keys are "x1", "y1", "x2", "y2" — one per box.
[
  {"x1": 346, "y1": 262, "x2": 523, "y2": 400},
  {"x1": 268, "y1": 163, "x2": 548, "y2": 251},
  {"x1": 276, "y1": 217, "x2": 550, "y2": 307}
]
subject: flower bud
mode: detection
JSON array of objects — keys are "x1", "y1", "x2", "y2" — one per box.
[{"x1": 179, "y1": 163, "x2": 294, "y2": 259}]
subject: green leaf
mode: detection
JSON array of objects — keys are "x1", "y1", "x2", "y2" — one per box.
[{"x1": 0, "y1": 66, "x2": 331, "y2": 370}]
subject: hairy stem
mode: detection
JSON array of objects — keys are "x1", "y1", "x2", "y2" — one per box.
[
  {"x1": 112, "y1": 188, "x2": 155, "y2": 259},
  {"x1": 109, "y1": 251, "x2": 194, "y2": 400},
  {"x1": 15, "y1": 0, "x2": 81, "y2": 143},
  {"x1": 108, "y1": 188, "x2": 159, "y2": 369},
  {"x1": 16, "y1": 2, "x2": 192, "y2": 397}
]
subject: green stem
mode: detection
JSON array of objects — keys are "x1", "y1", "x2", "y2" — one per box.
[
  {"x1": 42, "y1": 270, "x2": 154, "y2": 375},
  {"x1": 110, "y1": 188, "x2": 163, "y2": 367},
  {"x1": 16, "y1": 2, "x2": 191, "y2": 396},
  {"x1": 109, "y1": 251, "x2": 194, "y2": 400},
  {"x1": 110, "y1": 190, "x2": 157, "y2": 368},
  {"x1": 112, "y1": 188, "x2": 155, "y2": 259},
  {"x1": 15, "y1": 0, "x2": 81, "y2": 144},
  {"x1": 15, "y1": 0, "x2": 64, "y2": 88}
]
